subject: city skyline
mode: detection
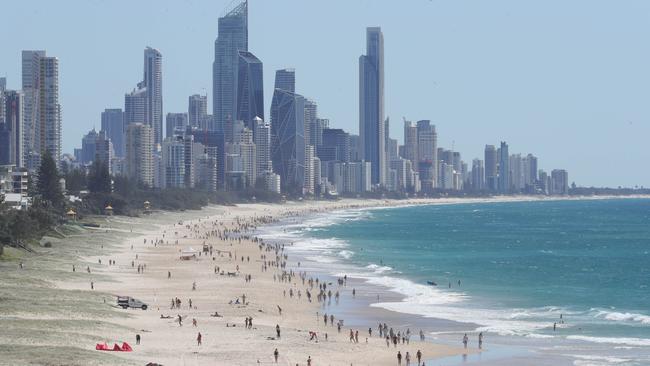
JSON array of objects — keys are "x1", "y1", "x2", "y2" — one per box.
[{"x1": 1, "y1": 0, "x2": 649, "y2": 187}]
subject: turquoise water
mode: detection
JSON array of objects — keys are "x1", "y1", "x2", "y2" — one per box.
[{"x1": 267, "y1": 198, "x2": 650, "y2": 364}]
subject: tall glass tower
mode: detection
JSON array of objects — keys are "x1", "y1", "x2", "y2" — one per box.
[
  {"x1": 270, "y1": 89, "x2": 305, "y2": 193},
  {"x1": 236, "y1": 50, "x2": 263, "y2": 134},
  {"x1": 359, "y1": 27, "x2": 385, "y2": 186},
  {"x1": 498, "y1": 141, "x2": 510, "y2": 193},
  {"x1": 144, "y1": 47, "x2": 163, "y2": 146},
  {"x1": 213, "y1": 0, "x2": 248, "y2": 134}
]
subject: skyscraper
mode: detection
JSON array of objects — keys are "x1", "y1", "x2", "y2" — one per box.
[
  {"x1": 551, "y1": 169, "x2": 569, "y2": 195},
  {"x1": 402, "y1": 120, "x2": 418, "y2": 165},
  {"x1": 0, "y1": 77, "x2": 6, "y2": 126},
  {"x1": 0, "y1": 91, "x2": 23, "y2": 167},
  {"x1": 359, "y1": 27, "x2": 385, "y2": 186},
  {"x1": 471, "y1": 159, "x2": 485, "y2": 191},
  {"x1": 81, "y1": 129, "x2": 99, "y2": 164},
  {"x1": 124, "y1": 87, "x2": 147, "y2": 126},
  {"x1": 271, "y1": 89, "x2": 305, "y2": 192},
  {"x1": 165, "y1": 113, "x2": 188, "y2": 138},
  {"x1": 416, "y1": 120, "x2": 437, "y2": 187},
  {"x1": 126, "y1": 123, "x2": 154, "y2": 186},
  {"x1": 213, "y1": 0, "x2": 248, "y2": 133},
  {"x1": 143, "y1": 47, "x2": 163, "y2": 144},
  {"x1": 236, "y1": 50, "x2": 264, "y2": 134},
  {"x1": 498, "y1": 141, "x2": 509, "y2": 193},
  {"x1": 188, "y1": 94, "x2": 207, "y2": 128},
  {"x1": 254, "y1": 116, "x2": 271, "y2": 176},
  {"x1": 21, "y1": 50, "x2": 61, "y2": 169},
  {"x1": 21, "y1": 50, "x2": 45, "y2": 169},
  {"x1": 161, "y1": 136, "x2": 186, "y2": 189},
  {"x1": 320, "y1": 128, "x2": 351, "y2": 163},
  {"x1": 101, "y1": 109, "x2": 125, "y2": 158},
  {"x1": 274, "y1": 69, "x2": 295, "y2": 93},
  {"x1": 484, "y1": 145, "x2": 498, "y2": 191}
]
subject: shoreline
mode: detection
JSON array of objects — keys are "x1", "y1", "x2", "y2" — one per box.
[
  {"x1": 254, "y1": 195, "x2": 650, "y2": 366},
  {"x1": 2, "y1": 194, "x2": 649, "y2": 365}
]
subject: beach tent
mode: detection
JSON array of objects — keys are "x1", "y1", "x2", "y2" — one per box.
[{"x1": 180, "y1": 247, "x2": 198, "y2": 260}]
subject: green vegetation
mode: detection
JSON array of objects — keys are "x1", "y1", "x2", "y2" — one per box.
[{"x1": 35, "y1": 151, "x2": 65, "y2": 210}]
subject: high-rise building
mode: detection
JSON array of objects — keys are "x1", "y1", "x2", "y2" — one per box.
[
  {"x1": 95, "y1": 130, "x2": 113, "y2": 173},
  {"x1": 304, "y1": 145, "x2": 315, "y2": 195},
  {"x1": 0, "y1": 77, "x2": 6, "y2": 126},
  {"x1": 166, "y1": 113, "x2": 188, "y2": 139},
  {"x1": 21, "y1": 50, "x2": 44, "y2": 169},
  {"x1": 21, "y1": 51, "x2": 61, "y2": 169},
  {"x1": 187, "y1": 129, "x2": 225, "y2": 189},
  {"x1": 195, "y1": 146, "x2": 218, "y2": 192},
  {"x1": 359, "y1": 27, "x2": 385, "y2": 186},
  {"x1": 188, "y1": 94, "x2": 207, "y2": 128},
  {"x1": 525, "y1": 153, "x2": 538, "y2": 187},
  {"x1": 509, "y1": 153, "x2": 523, "y2": 191},
  {"x1": 236, "y1": 50, "x2": 264, "y2": 133},
  {"x1": 349, "y1": 135, "x2": 361, "y2": 162},
  {"x1": 124, "y1": 87, "x2": 147, "y2": 125},
  {"x1": 125, "y1": 123, "x2": 154, "y2": 186},
  {"x1": 331, "y1": 161, "x2": 372, "y2": 194},
  {"x1": 319, "y1": 128, "x2": 350, "y2": 163},
  {"x1": 274, "y1": 68, "x2": 295, "y2": 93},
  {"x1": 314, "y1": 118, "x2": 328, "y2": 147},
  {"x1": 101, "y1": 109, "x2": 125, "y2": 158},
  {"x1": 143, "y1": 47, "x2": 163, "y2": 144},
  {"x1": 0, "y1": 91, "x2": 23, "y2": 167},
  {"x1": 227, "y1": 121, "x2": 256, "y2": 187},
  {"x1": 402, "y1": 120, "x2": 418, "y2": 165},
  {"x1": 471, "y1": 159, "x2": 485, "y2": 191},
  {"x1": 539, "y1": 170, "x2": 550, "y2": 194},
  {"x1": 484, "y1": 145, "x2": 498, "y2": 191},
  {"x1": 304, "y1": 99, "x2": 318, "y2": 147},
  {"x1": 416, "y1": 120, "x2": 437, "y2": 187},
  {"x1": 551, "y1": 169, "x2": 569, "y2": 195},
  {"x1": 271, "y1": 88, "x2": 305, "y2": 192},
  {"x1": 81, "y1": 129, "x2": 99, "y2": 164},
  {"x1": 498, "y1": 141, "x2": 509, "y2": 194},
  {"x1": 161, "y1": 136, "x2": 186, "y2": 188},
  {"x1": 213, "y1": 0, "x2": 248, "y2": 133},
  {"x1": 254, "y1": 117, "x2": 271, "y2": 176}
]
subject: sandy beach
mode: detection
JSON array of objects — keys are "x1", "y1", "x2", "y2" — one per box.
[{"x1": 2, "y1": 195, "x2": 647, "y2": 366}]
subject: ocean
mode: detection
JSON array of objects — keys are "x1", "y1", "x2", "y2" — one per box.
[{"x1": 258, "y1": 198, "x2": 650, "y2": 365}]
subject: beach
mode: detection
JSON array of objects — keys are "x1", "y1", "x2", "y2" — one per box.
[
  {"x1": 0, "y1": 198, "x2": 468, "y2": 366},
  {"x1": 2, "y1": 195, "x2": 647, "y2": 366}
]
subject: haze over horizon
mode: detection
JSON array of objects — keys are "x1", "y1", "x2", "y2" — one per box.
[{"x1": 1, "y1": 0, "x2": 648, "y2": 187}]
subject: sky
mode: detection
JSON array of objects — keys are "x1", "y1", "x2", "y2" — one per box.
[{"x1": 1, "y1": 0, "x2": 649, "y2": 188}]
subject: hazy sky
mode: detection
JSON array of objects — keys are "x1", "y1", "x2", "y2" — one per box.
[{"x1": 2, "y1": 0, "x2": 649, "y2": 187}]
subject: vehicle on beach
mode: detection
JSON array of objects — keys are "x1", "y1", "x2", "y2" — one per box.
[{"x1": 117, "y1": 296, "x2": 148, "y2": 310}]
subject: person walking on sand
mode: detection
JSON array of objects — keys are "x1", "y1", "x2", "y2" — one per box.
[
  {"x1": 406, "y1": 351, "x2": 411, "y2": 366},
  {"x1": 276, "y1": 324, "x2": 281, "y2": 338},
  {"x1": 197, "y1": 332, "x2": 202, "y2": 346},
  {"x1": 463, "y1": 333, "x2": 468, "y2": 348},
  {"x1": 478, "y1": 332, "x2": 483, "y2": 349},
  {"x1": 416, "y1": 350, "x2": 422, "y2": 365},
  {"x1": 307, "y1": 356, "x2": 312, "y2": 366},
  {"x1": 397, "y1": 351, "x2": 403, "y2": 365},
  {"x1": 274, "y1": 348, "x2": 279, "y2": 363},
  {"x1": 136, "y1": 334, "x2": 141, "y2": 345}
]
